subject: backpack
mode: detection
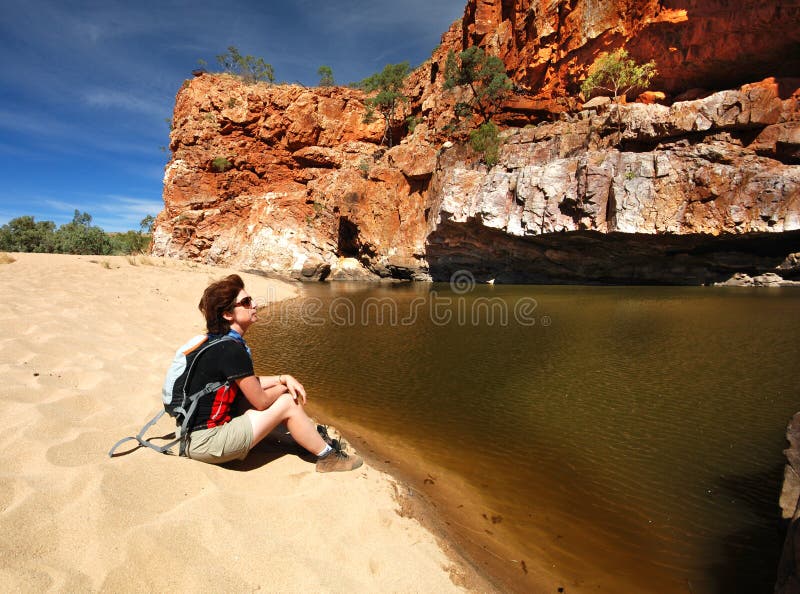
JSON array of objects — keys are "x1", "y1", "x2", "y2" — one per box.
[{"x1": 108, "y1": 334, "x2": 235, "y2": 457}]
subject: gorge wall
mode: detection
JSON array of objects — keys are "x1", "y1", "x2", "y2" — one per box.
[{"x1": 152, "y1": 0, "x2": 800, "y2": 284}]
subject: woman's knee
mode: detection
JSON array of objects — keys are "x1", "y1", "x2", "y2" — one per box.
[{"x1": 273, "y1": 393, "x2": 300, "y2": 416}]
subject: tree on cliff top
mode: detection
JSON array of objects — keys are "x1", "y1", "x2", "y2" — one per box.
[
  {"x1": 216, "y1": 46, "x2": 274, "y2": 84},
  {"x1": 581, "y1": 48, "x2": 656, "y2": 101},
  {"x1": 360, "y1": 62, "x2": 410, "y2": 147},
  {"x1": 443, "y1": 46, "x2": 511, "y2": 123},
  {"x1": 317, "y1": 65, "x2": 334, "y2": 87}
]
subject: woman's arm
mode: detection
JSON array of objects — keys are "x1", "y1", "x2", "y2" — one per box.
[
  {"x1": 259, "y1": 375, "x2": 283, "y2": 389},
  {"x1": 237, "y1": 375, "x2": 287, "y2": 410}
]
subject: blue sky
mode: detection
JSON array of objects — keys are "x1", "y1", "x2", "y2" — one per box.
[{"x1": 0, "y1": 0, "x2": 466, "y2": 232}]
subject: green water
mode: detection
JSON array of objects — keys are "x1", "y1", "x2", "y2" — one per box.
[{"x1": 249, "y1": 283, "x2": 800, "y2": 593}]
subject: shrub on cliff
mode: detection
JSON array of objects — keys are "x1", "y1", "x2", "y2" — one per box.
[
  {"x1": 443, "y1": 47, "x2": 511, "y2": 124},
  {"x1": 317, "y1": 65, "x2": 334, "y2": 87},
  {"x1": 360, "y1": 62, "x2": 409, "y2": 147},
  {"x1": 581, "y1": 48, "x2": 657, "y2": 102},
  {"x1": 469, "y1": 121, "x2": 501, "y2": 167},
  {"x1": 211, "y1": 157, "x2": 233, "y2": 172},
  {"x1": 216, "y1": 45, "x2": 274, "y2": 84}
]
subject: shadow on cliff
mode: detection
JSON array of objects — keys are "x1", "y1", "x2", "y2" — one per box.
[
  {"x1": 424, "y1": 223, "x2": 800, "y2": 285},
  {"x1": 703, "y1": 462, "x2": 786, "y2": 594}
]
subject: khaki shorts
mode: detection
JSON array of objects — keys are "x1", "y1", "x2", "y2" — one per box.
[{"x1": 186, "y1": 414, "x2": 253, "y2": 464}]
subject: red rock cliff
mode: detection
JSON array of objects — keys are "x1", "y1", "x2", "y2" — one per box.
[
  {"x1": 153, "y1": 1, "x2": 800, "y2": 284},
  {"x1": 410, "y1": 0, "x2": 800, "y2": 121},
  {"x1": 154, "y1": 74, "x2": 437, "y2": 279}
]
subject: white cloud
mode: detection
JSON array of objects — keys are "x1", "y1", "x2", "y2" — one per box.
[
  {"x1": 83, "y1": 88, "x2": 169, "y2": 117},
  {"x1": 107, "y1": 196, "x2": 164, "y2": 215},
  {"x1": 0, "y1": 109, "x2": 74, "y2": 138},
  {"x1": 96, "y1": 196, "x2": 164, "y2": 229},
  {"x1": 44, "y1": 199, "x2": 80, "y2": 212}
]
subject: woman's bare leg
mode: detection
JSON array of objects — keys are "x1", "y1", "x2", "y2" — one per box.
[{"x1": 244, "y1": 394, "x2": 327, "y2": 454}]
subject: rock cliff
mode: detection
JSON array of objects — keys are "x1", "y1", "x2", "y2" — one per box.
[
  {"x1": 407, "y1": 0, "x2": 800, "y2": 123},
  {"x1": 777, "y1": 413, "x2": 800, "y2": 594},
  {"x1": 152, "y1": 0, "x2": 800, "y2": 284}
]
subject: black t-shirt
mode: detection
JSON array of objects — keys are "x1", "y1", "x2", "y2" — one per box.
[{"x1": 186, "y1": 338, "x2": 254, "y2": 431}]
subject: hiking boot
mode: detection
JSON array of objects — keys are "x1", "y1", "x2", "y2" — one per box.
[{"x1": 316, "y1": 448, "x2": 363, "y2": 473}]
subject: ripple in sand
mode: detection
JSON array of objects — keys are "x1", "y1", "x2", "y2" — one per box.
[
  {"x1": 46, "y1": 431, "x2": 105, "y2": 467},
  {"x1": 36, "y1": 392, "x2": 103, "y2": 426},
  {"x1": 0, "y1": 566, "x2": 54, "y2": 592},
  {"x1": 100, "y1": 522, "x2": 253, "y2": 592},
  {"x1": 0, "y1": 490, "x2": 60, "y2": 565},
  {"x1": 99, "y1": 464, "x2": 213, "y2": 529},
  {"x1": 0, "y1": 477, "x2": 20, "y2": 514}
]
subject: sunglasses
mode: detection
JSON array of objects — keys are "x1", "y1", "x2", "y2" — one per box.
[{"x1": 233, "y1": 296, "x2": 254, "y2": 309}]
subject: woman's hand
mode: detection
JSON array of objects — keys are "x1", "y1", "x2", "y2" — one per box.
[{"x1": 280, "y1": 374, "x2": 307, "y2": 405}]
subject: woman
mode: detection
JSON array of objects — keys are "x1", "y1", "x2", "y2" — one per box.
[{"x1": 184, "y1": 273, "x2": 362, "y2": 472}]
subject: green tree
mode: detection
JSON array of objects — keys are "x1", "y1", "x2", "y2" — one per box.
[
  {"x1": 443, "y1": 47, "x2": 511, "y2": 123},
  {"x1": 0, "y1": 216, "x2": 56, "y2": 252},
  {"x1": 581, "y1": 48, "x2": 657, "y2": 101},
  {"x1": 140, "y1": 214, "x2": 155, "y2": 235},
  {"x1": 317, "y1": 65, "x2": 334, "y2": 87},
  {"x1": 360, "y1": 62, "x2": 410, "y2": 147},
  {"x1": 53, "y1": 210, "x2": 112, "y2": 255},
  {"x1": 216, "y1": 46, "x2": 274, "y2": 84}
]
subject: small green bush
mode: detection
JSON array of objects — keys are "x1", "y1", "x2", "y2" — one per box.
[
  {"x1": 358, "y1": 159, "x2": 371, "y2": 178},
  {"x1": 469, "y1": 122, "x2": 501, "y2": 167},
  {"x1": 211, "y1": 157, "x2": 233, "y2": 173},
  {"x1": 109, "y1": 230, "x2": 151, "y2": 254}
]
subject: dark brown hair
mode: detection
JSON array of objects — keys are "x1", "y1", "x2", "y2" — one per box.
[{"x1": 198, "y1": 274, "x2": 245, "y2": 335}]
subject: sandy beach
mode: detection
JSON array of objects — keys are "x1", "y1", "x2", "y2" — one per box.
[{"x1": 0, "y1": 252, "x2": 488, "y2": 592}]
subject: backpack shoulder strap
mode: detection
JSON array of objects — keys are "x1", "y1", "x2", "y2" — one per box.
[{"x1": 108, "y1": 409, "x2": 182, "y2": 456}]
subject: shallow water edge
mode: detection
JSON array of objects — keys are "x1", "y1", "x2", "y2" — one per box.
[{"x1": 306, "y1": 401, "x2": 684, "y2": 594}]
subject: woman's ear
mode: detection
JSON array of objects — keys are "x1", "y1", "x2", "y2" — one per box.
[{"x1": 222, "y1": 309, "x2": 234, "y2": 322}]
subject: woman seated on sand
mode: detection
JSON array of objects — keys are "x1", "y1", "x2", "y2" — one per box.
[{"x1": 184, "y1": 273, "x2": 362, "y2": 472}]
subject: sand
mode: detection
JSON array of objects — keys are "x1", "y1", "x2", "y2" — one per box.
[{"x1": 0, "y1": 253, "x2": 486, "y2": 592}]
